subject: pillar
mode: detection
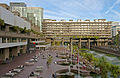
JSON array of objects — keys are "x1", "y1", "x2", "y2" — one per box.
[
  {"x1": 23, "y1": 45, "x2": 27, "y2": 54},
  {"x1": 105, "y1": 42, "x2": 108, "y2": 46},
  {"x1": 78, "y1": 38, "x2": 81, "y2": 48},
  {"x1": 62, "y1": 38, "x2": 64, "y2": 47},
  {"x1": 17, "y1": 46, "x2": 20, "y2": 56},
  {"x1": 11, "y1": 47, "x2": 18, "y2": 56},
  {"x1": 5, "y1": 26, "x2": 9, "y2": 32},
  {"x1": 0, "y1": 38, "x2": 2, "y2": 43},
  {"x1": 70, "y1": 38, "x2": 73, "y2": 52},
  {"x1": 53, "y1": 39, "x2": 55, "y2": 46},
  {"x1": 3, "y1": 48, "x2": 9, "y2": 60},
  {"x1": 88, "y1": 39, "x2": 90, "y2": 49}
]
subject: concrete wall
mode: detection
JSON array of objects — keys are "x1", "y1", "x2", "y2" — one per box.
[
  {"x1": 0, "y1": 7, "x2": 14, "y2": 26},
  {"x1": 3, "y1": 48, "x2": 9, "y2": 60},
  {"x1": 0, "y1": 6, "x2": 31, "y2": 29},
  {"x1": 14, "y1": 15, "x2": 31, "y2": 29}
]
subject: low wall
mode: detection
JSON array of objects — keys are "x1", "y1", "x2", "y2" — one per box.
[{"x1": 91, "y1": 47, "x2": 120, "y2": 57}]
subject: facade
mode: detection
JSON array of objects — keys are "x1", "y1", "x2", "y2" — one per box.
[
  {"x1": 27, "y1": 7, "x2": 43, "y2": 32},
  {"x1": 43, "y1": 19, "x2": 112, "y2": 48},
  {"x1": 112, "y1": 25, "x2": 120, "y2": 37},
  {"x1": 0, "y1": 6, "x2": 39, "y2": 61},
  {"x1": 42, "y1": 19, "x2": 112, "y2": 39},
  {"x1": 10, "y1": 2, "x2": 27, "y2": 17},
  {"x1": 112, "y1": 21, "x2": 120, "y2": 26},
  {"x1": 0, "y1": 6, "x2": 31, "y2": 29}
]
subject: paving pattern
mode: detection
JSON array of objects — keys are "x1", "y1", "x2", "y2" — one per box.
[
  {"x1": 0, "y1": 47, "x2": 69, "y2": 78},
  {"x1": 0, "y1": 50, "x2": 39, "y2": 77}
]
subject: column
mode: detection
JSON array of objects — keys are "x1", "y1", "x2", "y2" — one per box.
[
  {"x1": 11, "y1": 47, "x2": 18, "y2": 56},
  {"x1": 17, "y1": 46, "x2": 20, "y2": 56},
  {"x1": 88, "y1": 39, "x2": 90, "y2": 49},
  {"x1": 70, "y1": 38, "x2": 73, "y2": 52},
  {"x1": 3, "y1": 48, "x2": 9, "y2": 60},
  {"x1": 23, "y1": 45, "x2": 27, "y2": 54},
  {"x1": 78, "y1": 38, "x2": 81, "y2": 48},
  {"x1": 62, "y1": 38, "x2": 64, "y2": 47},
  {"x1": 5, "y1": 26, "x2": 9, "y2": 32},
  {"x1": 0, "y1": 38, "x2": 2, "y2": 43},
  {"x1": 53, "y1": 39, "x2": 55, "y2": 46}
]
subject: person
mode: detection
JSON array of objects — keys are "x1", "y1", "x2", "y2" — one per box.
[
  {"x1": 30, "y1": 72, "x2": 34, "y2": 76},
  {"x1": 52, "y1": 73, "x2": 55, "y2": 78}
]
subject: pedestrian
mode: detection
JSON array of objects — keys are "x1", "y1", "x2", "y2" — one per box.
[{"x1": 52, "y1": 73, "x2": 55, "y2": 78}]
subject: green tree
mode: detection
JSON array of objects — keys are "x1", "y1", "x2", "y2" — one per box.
[
  {"x1": 0, "y1": 18, "x2": 4, "y2": 26},
  {"x1": 98, "y1": 57, "x2": 109, "y2": 78},
  {"x1": 110, "y1": 65, "x2": 120, "y2": 78},
  {"x1": 47, "y1": 56, "x2": 53, "y2": 65}
]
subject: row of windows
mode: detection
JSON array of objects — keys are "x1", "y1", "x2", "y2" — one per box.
[{"x1": 0, "y1": 38, "x2": 27, "y2": 43}]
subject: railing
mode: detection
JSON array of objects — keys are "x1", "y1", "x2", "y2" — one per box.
[
  {"x1": 0, "y1": 30, "x2": 39, "y2": 39},
  {"x1": 0, "y1": 42, "x2": 27, "y2": 49}
]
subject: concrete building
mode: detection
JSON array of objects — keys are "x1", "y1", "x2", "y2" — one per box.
[
  {"x1": 42, "y1": 19, "x2": 112, "y2": 48},
  {"x1": 0, "y1": 6, "x2": 39, "y2": 62},
  {"x1": 10, "y1": 2, "x2": 27, "y2": 17},
  {"x1": 112, "y1": 21, "x2": 120, "y2": 26},
  {"x1": 112, "y1": 25, "x2": 120, "y2": 37},
  {"x1": 27, "y1": 7, "x2": 43, "y2": 32}
]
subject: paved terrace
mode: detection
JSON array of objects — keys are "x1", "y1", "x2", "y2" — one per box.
[{"x1": 0, "y1": 47, "x2": 69, "y2": 78}]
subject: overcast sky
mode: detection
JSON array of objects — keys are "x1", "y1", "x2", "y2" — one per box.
[{"x1": 1, "y1": 0, "x2": 120, "y2": 21}]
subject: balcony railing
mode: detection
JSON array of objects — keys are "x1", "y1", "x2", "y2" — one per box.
[{"x1": 0, "y1": 30, "x2": 39, "y2": 39}]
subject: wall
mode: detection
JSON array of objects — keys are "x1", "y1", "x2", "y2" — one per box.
[
  {"x1": 0, "y1": 6, "x2": 31, "y2": 29},
  {"x1": 0, "y1": 7, "x2": 14, "y2": 26}
]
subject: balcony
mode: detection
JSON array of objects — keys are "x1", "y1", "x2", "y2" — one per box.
[
  {"x1": 0, "y1": 30, "x2": 38, "y2": 39},
  {"x1": 0, "y1": 42, "x2": 27, "y2": 49}
]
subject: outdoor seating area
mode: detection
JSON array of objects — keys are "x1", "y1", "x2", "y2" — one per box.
[
  {"x1": 28, "y1": 65, "x2": 43, "y2": 78},
  {"x1": 25, "y1": 54, "x2": 40, "y2": 66},
  {"x1": 1, "y1": 65, "x2": 24, "y2": 78}
]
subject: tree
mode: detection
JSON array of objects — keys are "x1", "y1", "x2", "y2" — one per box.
[
  {"x1": 47, "y1": 56, "x2": 53, "y2": 68},
  {"x1": 98, "y1": 57, "x2": 109, "y2": 78},
  {"x1": 56, "y1": 41, "x2": 60, "y2": 46},
  {"x1": 0, "y1": 18, "x2": 4, "y2": 26},
  {"x1": 110, "y1": 65, "x2": 120, "y2": 78}
]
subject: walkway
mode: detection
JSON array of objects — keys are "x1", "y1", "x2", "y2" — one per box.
[
  {"x1": 0, "y1": 51, "x2": 39, "y2": 77},
  {"x1": 0, "y1": 47, "x2": 69, "y2": 78}
]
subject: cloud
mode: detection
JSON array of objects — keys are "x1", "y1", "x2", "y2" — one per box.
[
  {"x1": 105, "y1": 0, "x2": 120, "y2": 14},
  {"x1": 111, "y1": 10, "x2": 120, "y2": 17},
  {"x1": 44, "y1": 0, "x2": 104, "y2": 20}
]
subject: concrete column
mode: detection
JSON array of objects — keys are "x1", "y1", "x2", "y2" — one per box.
[
  {"x1": 70, "y1": 38, "x2": 73, "y2": 52},
  {"x1": 3, "y1": 48, "x2": 9, "y2": 60},
  {"x1": 53, "y1": 39, "x2": 55, "y2": 46},
  {"x1": 0, "y1": 38, "x2": 2, "y2": 43},
  {"x1": 16, "y1": 38, "x2": 19, "y2": 42},
  {"x1": 62, "y1": 38, "x2": 64, "y2": 47},
  {"x1": 78, "y1": 38, "x2": 81, "y2": 48},
  {"x1": 5, "y1": 26, "x2": 9, "y2": 32},
  {"x1": 105, "y1": 42, "x2": 108, "y2": 46},
  {"x1": 6, "y1": 38, "x2": 8, "y2": 43},
  {"x1": 97, "y1": 42, "x2": 99, "y2": 46},
  {"x1": 94, "y1": 42, "x2": 97, "y2": 46},
  {"x1": 11, "y1": 47, "x2": 18, "y2": 56},
  {"x1": 23, "y1": 45, "x2": 27, "y2": 54},
  {"x1": 17, "y1": 46, "x2": 20, "y2": 56},
  {"x1": 88, "y1": 39, "x2": 90, "y2": 49}
]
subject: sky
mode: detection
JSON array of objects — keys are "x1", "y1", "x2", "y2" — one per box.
[{"x1": 1, "y1": 0, "x2": 120, "y2": 21}]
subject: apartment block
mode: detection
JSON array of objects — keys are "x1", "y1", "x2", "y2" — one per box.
[
  {"x1": 112, "y1": 25, "x2": 120, "y2": 37},
  {"x1": 27, "y1": 7, "x2": 43, "y2": 32},
  {"x1": 10, "y1": 2, "x2": 27, "y2": 17},
  {"x1": 42, "y1": 19, "x2": 112, "y2": 39}
]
